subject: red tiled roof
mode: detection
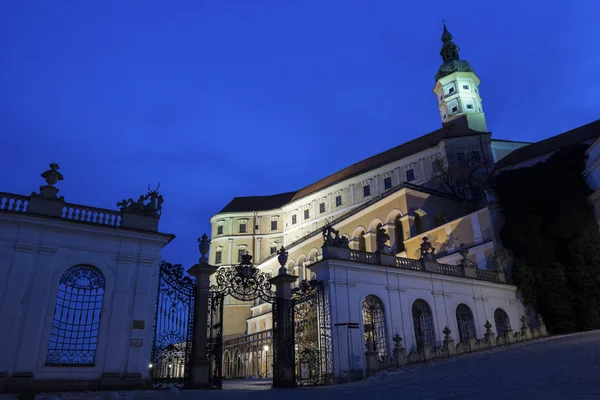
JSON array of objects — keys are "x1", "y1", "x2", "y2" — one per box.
[
  {"x1": 494, "y1": 119, "x2": 600, "y2": 170},
  {"x1": 217, "y1": 122, "x2": 487, "y2": 214}
]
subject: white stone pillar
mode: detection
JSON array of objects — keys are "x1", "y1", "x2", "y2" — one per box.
[
  {"x1": 14, "y1": 246, "x2": 58, "y2": 371},
  {"x1": 0, "y1": 242, "x2": 36, "y2": 373},
  {"x1": 227, "y1": 238, "x2": 233, "y2": 264},
  {"x1": 350, "y1": 184, "x2": 355, "y2": 205},
  {"x1": 103, "y1": 255, "x2": 136, "y2": 374},
  {"x1": 125, "y1": 257, "x2": 158, "y2": 379},
  {"x1": 398, "y1": 289, "x2": 414, "y2": 351},
  {"x1": 256, "y1": 237, "x2": 262, "y2": 263}
]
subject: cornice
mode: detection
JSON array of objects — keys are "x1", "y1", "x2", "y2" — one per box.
[
  {"x1": 13, "y1": 242, "x2": 36, "y2": 253},
  {"x1": 38, "y1": 246, "x2": 58, "y2": 256}
]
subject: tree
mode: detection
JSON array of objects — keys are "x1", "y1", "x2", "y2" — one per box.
[
  {"x1": 431, "y1": 151, "x2": 491, "y2": 211},
  {"x1": 494, "y1": 144, "x2": 600, "y2": 333}
]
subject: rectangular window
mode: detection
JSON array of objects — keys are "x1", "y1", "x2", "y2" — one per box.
[
  {"x1": 335, "y1": 195, "x2": 342, "y2": 207},
  {"x1": 406, "y1": 169, "x2": 415, "y2": 182},
  {"x1": 292, "y1": 214, "x2": 297, "y2": 225},
  {"x1": 462, "y1": 84, "x2": 469, "y2": 90},
  {"x1": 363, "y1": 185, "x2": 371, "y2": 197},
  {"x1": 432, "y1": 159, "x2": 441, "y2": 173},
  {"x1": 271, "y1": 220, "x2": 277, "y2": 231},
  {"x1": 456, "y1": 152, "x2": 465, "y2": 164},
  {"x1": 466, "y1": 104, "x2": 474, "y2": 109},
  {"x1": 319, "y1": 202, "x2": 325, "y2": 213},
  {"x1": 255, "y1": 224, "x2": 259, "y2": 231},
  {"x1": 217, "y1": 225, "x2": 223, "y2": 235},
  {"x1": 384, "y1": 177, "x2": 392, "y2": 190},
  {"x1": 239, "y1": 223, "x2": 247, "y2": 233},
  {"x1": 270, "y1": 246, "x2": 277, "y2": 255},
  {"x1": 448, "y1": 87, "x2": 455, "y2": 94},
  {"x1": 238, "y1": 249, "x2": 245, "y2": 262},
  {"x1": 215, "y1": 251, "x2": 222, "y2": 264},
  {"x1": 451, "y1": 105, "x2": 458, "y2": 113},
  {"x1": 471, "y1": 151, "x2": 481, "y2": 163},
  {"x1": 304, "y1": 209, "x2": 310, "y2": 220}
]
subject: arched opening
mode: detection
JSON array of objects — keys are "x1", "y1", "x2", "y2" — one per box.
[
  {"x1": 394, "y1": 215, "x2": 405, "y2": 253},
  {"x1": 223, "y1": 351, "x2": 230, "y2": 378},
  {"x1": 494, "y1": 308, "x2": 511, "y2": 338},
  {"x1": 455, "y1": 304, "x2": 476, "y2": 343},
  {"x1": 358, "y1": 231, "x2": 367, "y2": 252},
  {"x1": 414, "y1": 214, "x2": 425, "y2": 235},
  {"x1": 362, "y1": 295, "x2": 388, "y2": 358},
  {"x1": 412, "y1": 299, "x2": 436, "y2": 351},
  {"x1": 46, "y1": 264, "x2": 105, "y2": 366}
]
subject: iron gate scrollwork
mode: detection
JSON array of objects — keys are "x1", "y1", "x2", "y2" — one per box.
[
  {"x1": 292, "y1": 279, "x2": 331, "y2": 387},
  {"x1": 150, "y1": 261, "x2": 196, "y2": 389},
  {"x1": 208, "y1": 253, "x2": 276, "y2": 389}
]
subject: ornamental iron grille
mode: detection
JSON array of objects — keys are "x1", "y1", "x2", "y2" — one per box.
[
  {"x1": 362, "y1": 295, "x2": 388, "y2": 358},
  {"x1": 412, "y1": 299, "x2": 436, "y2": 352},
  {"x1": 292, "y1": 279, "x2": 332, "y2": 387},
  {"x1": 150, "y1": 261, "x2": 195, "y2": 389},
  {"x1": 456, "y1": 304, "x2": 476, "y2": 343},
  {"x1": 494, "y1": 308, "x2": 511, "y2": 338},
  {"x1": 46, "y1": 264, "x2": 105, "y2": 366},
  {"x1": 208, "y1": 253, "x2": 276, "y2": 390}
]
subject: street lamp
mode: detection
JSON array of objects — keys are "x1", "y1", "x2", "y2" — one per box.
[{"x1": 263, "y1": 345, "x2": 270, "y2": 378}]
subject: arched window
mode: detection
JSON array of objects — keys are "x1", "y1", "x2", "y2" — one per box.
[
  {"x1": 362, "y1": 295, "x2": 388, "y2": 357},
  {"x1": 358, "y1": 231, "x2": 367, "y2": 252},
  {"x1": 414, "y1": 214, "x2": 425, "y2": 235},
  {"x1": 46, "y1": 265, "x2": 105, "y2": 366},
  {"x1": 412, "y1": 299, "x2": 436, "y2": 351},
  {"x1": 394, "y1": 215, "x2": 405, "y2": 252},
  {"x1": 456, "y1": 304, "x2": 476, "y2": 343},
  {"x1": 494, "y1": 308, "x2": 511, "y2": 338}
]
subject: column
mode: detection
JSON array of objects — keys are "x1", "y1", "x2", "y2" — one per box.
[
  {"x1": 374, "y1": 175, "x2": 379, "y2": 196},
  {"x1": 470, "y1": 213, "x2": 483, "y2": 244},
  {"x1": 364, "y1": 232, "x2": 376, "y2": 253},
  {"x1": 0, "y1": 242, "x2": 36, "y2": 373},
  {"x1": 14, "y1": 246, "x2": 58, "y2": 372},
  {"x1": 227, "y1": 238, "x2": 233, "y2": 264},
  {"x1": 187, "y1": 261, "x2": 218, "y2": 389},
  {"x1": 125, "y1": 257, "x2": 158, "y2": 380},
  {"x1": 256, "y1": 237, "x2": 262, "y2": 263},
  {"x1": 103, "y1": 256, "x2": 136, "y2": 374},
  {"x1": 270, "y1": 270, "x2": 297, "y2": 388},
  {"x1": 350, "y1": 184, "x2": 355, "y2": 205},
  {"x1": 384, "y1": 223, "x2": 396, "y2": 251}
]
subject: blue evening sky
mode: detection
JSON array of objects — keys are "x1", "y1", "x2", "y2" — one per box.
[{"x1": 1, "y1": 1, "x2": 599, "y2": 268}]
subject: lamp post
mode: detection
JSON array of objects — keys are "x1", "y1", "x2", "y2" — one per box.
[{"x1": 263, "y1": 345, "x2": 270, "y2": 378}]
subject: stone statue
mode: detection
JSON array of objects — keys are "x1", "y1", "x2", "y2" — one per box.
[
  {"x1": 322, "y1": 225, "x2": 350, "y2": 249},
  {"x1": 117, "y1": 183, "x2": 164, "y2": 216},
  {"x1": 419, "y1": 237, "x2": 436, "y2": 261},
  {"x1": 434, "y1": 212, "x2": 448, "y2": 227},
  {"x1": 458, "y1": 243, "x2": 476, "y2": 268},
  {"x1": 376, "y1": 227, "x2": 390, "y2": 252},
  {"x1": 41, "y1": 163, "x2": 63, "y2": 186}
]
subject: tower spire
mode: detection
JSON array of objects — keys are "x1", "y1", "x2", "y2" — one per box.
[{"x1": 440, "y1": 23, "x2": 460, "y2": 63}]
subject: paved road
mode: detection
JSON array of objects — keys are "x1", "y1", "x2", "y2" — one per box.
[{"x1": 11, "y1": 331, "x2": 600, "y2": 400}]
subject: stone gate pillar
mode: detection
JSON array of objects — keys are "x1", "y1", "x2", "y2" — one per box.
[
  {"x1": 187, "y1": 234, "x2": 218, "y2": 389},
  {"x1": 270, "y1": 247, "x2": 297, "y2": 389}
]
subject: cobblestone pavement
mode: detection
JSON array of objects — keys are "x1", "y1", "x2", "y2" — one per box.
[{"x1": 4, "y1": 331, "x2": 600, "y2": 400}]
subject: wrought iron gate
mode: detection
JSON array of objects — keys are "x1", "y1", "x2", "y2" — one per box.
[
  {"x1": 150, "y1": 261, "x2": 196, "y2": 389},
  {"x1": 292, "y1": 280, "x2": 331, "y2": 387},
  {"x1": 207, "y1": 254, "x2": 276, "y2": 389}
]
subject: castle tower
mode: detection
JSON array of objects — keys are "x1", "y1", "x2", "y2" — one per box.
[{"x1": 433, "y1": 24, "x2": 488, "y2": 132}]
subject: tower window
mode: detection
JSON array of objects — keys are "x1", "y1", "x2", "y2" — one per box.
[
  {"x1": 456, "y1": 152, "x2": 465, "y2": 164},
  {"x1": 270, "y1": 246, "x2": 277, "y2": 255},
  {"x1": 217, "y1": 225, "x2": 223, "y2": 235},
  {"x1": 335, "y1": 195, "x2": 342, "y2": 207},
  {"x1": 215, "y1": 251, "x2": 222, "y2": 264},
  {"x1": 406, "y1": 169, "x2": 415, "y2": 182},
  {"x1": 319, "y1": 202, "x2": 325, "y2": 213},
  {"x1": 443, "y1": 114, "x2": 447, "y2": 120},
  {"x1": 239, "y1": 223, "x2": 247, "y2": 233},
  {"x1": 271, "y1": 220, "x2": 277, "y2": 231},
  {"x1": 448, "y1": 87, "x2": 455, "y2": 94},
  {"x1": 462, "y1": 84, "x2": 469, "y2": 90},
  {"x1": 363, "y1": 185, "x2": 371, "y2": 197},
  {"x1": 466, "y1": 104, "x2": 474, "y2": 109},
  {"x1": 471, "y1": 151, "x2": 481, "y2": 163},
  {"x1": 451, "y1": 106, "x2": 458, "y2": 113},
  {"x1": 384, "y1": 177, "x2": 392, "y2": 190},
  {"x1": 238, "y1": 249, "x2": 246, "y2": 262},
  {"x1": 292, "y1": 214, "x2": 297, "y2": 225},
  {"x1": 304, "y1": 209, "x2": 310, "y2": 219}
]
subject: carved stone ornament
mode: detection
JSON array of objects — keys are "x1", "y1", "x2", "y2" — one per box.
[
  {"x1": 419, "y1": 237, "x2": 436, "y2": 261},
  {"x1": 41, "y1": 163, "x2": 64, "y2": 186},
  {"x1": 117, "y1": 183, "x2": 164, "y2": 216},
  {"x1": 322, "y1": 225, "x2": 350, "y2": 249},
  {"x1": 393, "y1": 333, "x2": 404, "y2": 350},
  {"x1": 198, "y1": 234, "x2": 211, "y2": 264},
  {"x1": 458, "y1": 243, "x2": 476, "y2": 268}
]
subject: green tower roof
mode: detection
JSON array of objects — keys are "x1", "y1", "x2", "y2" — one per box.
[{"x1": 434, "y1": 24, "x2": 474, "y2": 81}]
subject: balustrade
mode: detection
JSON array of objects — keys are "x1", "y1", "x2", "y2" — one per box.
[
  {"x1": 62, "y1": 203, "x2": 122, "y2": 226},
  {"x1": 0, "y1": 193, "x2": 29, "y2": 212}
]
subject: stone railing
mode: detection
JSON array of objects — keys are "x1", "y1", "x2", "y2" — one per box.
[
  {"x1": 0, "y1": 191, "x2": 158, "y2": 231},
  {"x1": 62, "y1": 203, "x2": 122, "y2": 227},
  {"x1": 364, "y1": 315, "x2": 549, "y2": 376},
  {"x1": 0, "y1": 192, "x2": 29, "y2": 213},
  {"x1": 438, "y1": 263, "x2": 466, "y2": 277},
  {"x1": 326, "y1": 246, "x2": 503, "y2": 284}
]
